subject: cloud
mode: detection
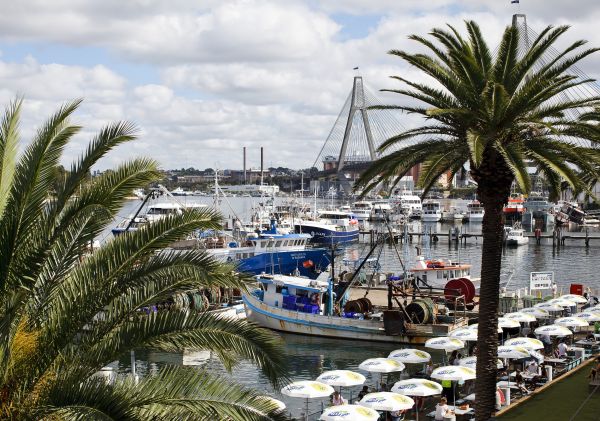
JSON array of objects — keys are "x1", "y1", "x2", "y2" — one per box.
[{"x1": 0, "y1": 0, "x2": 599, "y2": 171}]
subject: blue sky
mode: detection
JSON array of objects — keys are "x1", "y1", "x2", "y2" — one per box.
[{"x1": 0, "y1": 0, "x2": 598, "y2": 170}]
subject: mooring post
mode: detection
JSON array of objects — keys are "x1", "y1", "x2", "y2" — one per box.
[{"x1": 585, "y1": 228, "x2": 589, "y2": 247}]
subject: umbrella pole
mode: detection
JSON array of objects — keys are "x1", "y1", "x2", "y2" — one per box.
[{"x1": 305, "y1": 398, "x2": 309, "y2": 421}]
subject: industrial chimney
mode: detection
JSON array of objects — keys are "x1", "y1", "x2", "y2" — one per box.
[
  {"x1": 260, "y1": 147, "x2": 264, "y2": 186},
  {"x1": 243, "y1": 147, "x2": 247, "y2": 185}
]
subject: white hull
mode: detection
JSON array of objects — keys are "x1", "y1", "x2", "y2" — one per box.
[
  {"x1": 243, "y1": 293, "x2": 459, "y2": 345},
  {"x1": 506, "y1": 237, "x2": 529, "y2": 246},
  {"x1": 468, "y1": 214, "x2": 484, "y2": 222},
  {"x1": 352, "y1": 210, "x2": 372, "y2": 221},
  {"x1": 422, "y1": 214, "x2": 442, "y2": 222}
]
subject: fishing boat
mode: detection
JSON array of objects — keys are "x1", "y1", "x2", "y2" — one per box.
[
  {"x1": 351, "y1": 201, "x2": 373, "y2": 221},
  {"x1": 503, "y1": 194, "x2": 526, "y2": 222},
  {"x1": 294, "y1": 211, "x2": 359, "y2": 245},
  {"x1": 422, "y1": 201, "x2": 442, "y2": 222},
  {"x1": 466, "y1": 200, "x2": 484, "y2": 222},
  {"x1": 243, "y1": 273, "x2": 468, "y2": 345},
  {"x1": 505, "y1": 226, "x2": 529, "y2": 246},
  {"x1": 113, "y1": 202, "x2": 209, "y2": 235},
  {"x1": 410, "y1": 256, "x2": 478, "y2": 292}
]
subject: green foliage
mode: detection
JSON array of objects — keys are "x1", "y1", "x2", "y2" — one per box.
[
  {"x1": 356, "y1": 22, "x2": 600, "y2": 200},
  {"x1": 0, "y1": 100, "x2": 287, "y2": 420}
]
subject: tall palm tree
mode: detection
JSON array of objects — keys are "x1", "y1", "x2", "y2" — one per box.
[
  {"x1": 0, "y1": 99, "x2": 288, "y2": 420},
  {"x1": 356, "y1": 22, "x2": 600, "y2": 419}
]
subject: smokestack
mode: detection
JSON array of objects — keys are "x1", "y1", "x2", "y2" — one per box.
[
  {"x1": 243, "y1": 147, "x2": 247, "y2": 185},
  {"x1": 260, "y1": 147, "x2": 264, "y2": 186}
]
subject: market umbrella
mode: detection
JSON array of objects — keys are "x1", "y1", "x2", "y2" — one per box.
[
  {"x1": 504, "y1": 312, "x2": 537, "y2": 323},
  {"x1": 430, "y1": 366, "x2": 476, "y2": 407},
  {"x1": 576, "y1": 312, "x2": 600, "y2": 322},
  {"x1": 534, "y1": 324, "x2": 573, "y2": 337},
  {"x1": 504, "y1": 337, "x2": 544, "y2": 350},
  {"x1": 359, "y1": 358, "x2": 405, "y2": 391},
  {"x1": 317, "y1": 370, "x2": 366, "y2": 388},
  {"x1": 281, "y1": 381, "x2": 334, "y2": 421},
  {"x1": 424, "y1": 337, "x2": 465, "y2": 351},
  {"x1": 520, "y1": 307, "x2": 551, "y2": 318},
  {"x1": 555, "y1": 316, "x2": 589, "y2": 328},
  {"x1": 534, "y1": 302, "x2": 564, "y2": 312},
  {"x1": 497, "y1": 345, "x2": 531, "y2": 360},
  {"x1": 559, "y1": 294, "x2": 588, "y2": 304},
  {"x1": 498, "y1": 317, "x2": 521, "y2": 329},
  {"x1": 467, "y1": 323, "x2": 503, "y2": 333},
  {"x1": 388, "y1": 349, "x2": 432, "y2": 364},
  {"x1": 320, "y1": 405, "x2": 379, "y2": 421},
  {"x1": 359, "y1": 392, "x2": 415, "y2": 412},
  {"x1": 391, "y1": 378, "x2": 442, "y2": 421},
  {"x1": 458, "y1": 356, "x2": 504, "y2": 370},
  {"x1": 449, "y1": 328, "x2": 478, "y2": 341},
  {"x1": 547, "y1": 298, "x2": 577, "y2": 307}
]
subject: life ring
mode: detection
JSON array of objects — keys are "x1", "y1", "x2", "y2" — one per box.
[{"x1": 350, "y1": 219, "x2": 358, "y2": 225}]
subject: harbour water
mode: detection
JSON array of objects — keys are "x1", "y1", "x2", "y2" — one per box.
[{"x1": 109, "y1": 195, "x2": 599, "y2": 418}]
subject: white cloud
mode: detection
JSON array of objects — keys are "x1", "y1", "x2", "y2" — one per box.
[{"x1": 0, "y1": 0, "x2": 599, "y2": 171}]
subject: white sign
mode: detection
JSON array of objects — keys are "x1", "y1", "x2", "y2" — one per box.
[{"x1": 530, "y1": 272, "x2": 554, "y2": 291}]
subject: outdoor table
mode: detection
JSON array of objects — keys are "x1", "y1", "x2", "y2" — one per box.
[
  {"x1": 509, "y1": 371, "x2": 536, "y2": 380},
  {"x1": 574, "y1": 339, "x2": 598, "y2": 347}
]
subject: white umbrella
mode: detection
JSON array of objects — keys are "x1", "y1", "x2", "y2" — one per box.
[
  {"x1": 468, "y1": 323, "x2": 503, "y2": 333},
  {"x1": 449, "y1": 328, "x2": 478, "y2": 341},
  {"x1": 547, "y1": 298, "x2": 577, "y2": 307},
  {"x1": 391, "y1": 378, "x2": 443, "y2": 396},
  {"x1": 504, "y1": 312, "x2": 537, "y2": 323},
  {"x1": 559, "y1": 294, "x2": 588, "y2": 304},
  {"x1": 317, "y1": 370, "x2": 366, "y2": 388},
  {"x1": 520, "y1": 307, "x2": 551, "y2": 318},
  {"x1": 498, "y1": 317, "x2": 521, "y2": 329},
  {"x1": 555, "y1": 316, "x2": 588, "y2": 328},
  {"x1": 391, "y1": 378, "x2": 442, "y2": 421},
  {"x1": 530, "y1": 350, "x2": 545, "y2": 363},
  {"x1": 388, "y1": 349, "x2": 431, "y2": 364},
  {"x1": 281, "y1": 381, "x2": 334, "y2": 420},
  {"x1": 358, "y1": 358, "x2": 406, "y2": 374},
  {"x1": 534, "y1": 324, "x2": 573, "y2": 336},
  {"x1": 504, "y1": 337, "x2": 544, "y2": 350},
  {"x1": 424, "y1": 337, "x2": 465, "y2": 351},
  {"x1": 359, "y1": 392, "x2": 415, "y2": 412},
  {"x1": 576, "y1": 312, "x2": 600, "y2": 322},
  {"x1": 497, "y1": 345, "x2": 531, "y2": 359},
  {"x1": 431, "y1": 365, "x2": 476, "y2": 382},
  {"x1": 458, "y1": 356, "x2": 503, "y2": 370},
  {"x1": 320, "y1": 405, "x2": 379, "y2": 421},
  {"x1": 534, "y1": 302, "x2": 564, "y2": 312}
]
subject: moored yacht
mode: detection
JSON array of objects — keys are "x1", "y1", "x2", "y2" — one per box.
[
  {"x1": 422, "y1": 201, "x2": 442, "y2": 222},
  {"x1": 393, "y1": 191, "x2": 422, "y2": 218},
  {"x1": 371, "y1": 200, "x2": 392, "y2": 221},
  {"x1": 466, "y1": 200, "x2": 485, "y2": 222},
  {"x1": 351, "y1": 201, "x2": 373, "y2": 221},
  {"x1": 505, "y1": 227, "x2": 529, "y2": 246}
]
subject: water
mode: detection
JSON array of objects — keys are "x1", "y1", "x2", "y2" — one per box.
[{"x1": 106, "y1": 195, "x2": 599, "y2": 418}]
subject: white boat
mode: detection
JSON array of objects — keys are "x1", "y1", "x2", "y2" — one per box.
[
  {"x1": 295, "y1": 211, "x2": 360, "y2": 245},
  {"x1": 393, "y1": 191, "x2": 422, "y2": 218},
  {"x1": 243, "y1": 273, "x2": 467, "y2": 344},
  {"x1": 442, "y1": 207, "x2": 465, "y2": 222},
  {"x1": 410, "y1": 256, "x2": 478, "y2": 291},
  {"x1": 171, "y1": 187, "x2": 194, "y2": 196},
  {"x1": 422, "y1": 201, "x2": 442, "y2": 222},
  {"x1": 506, "y1": 227, "x2": 529, "y2": 246},
  {"x1": 466, "y1": 200, "x2": 485, "y2": 222},
  {"x1": 113, "y1": 202, "x2": 208, "y2": 235},
  {"x1": 371, "y1": 200, "x2": 392, "y2": 221},
  {"x1": 351, "y1": 201, "x2": 373, "y2": 221}
]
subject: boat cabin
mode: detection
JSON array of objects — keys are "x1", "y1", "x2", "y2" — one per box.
[
  {"x1": 256, "y1": 274, "x2": 329, "y2": 314},
  {"x1": 410, "y1": 256, "x2": 472, "y2": 285}
]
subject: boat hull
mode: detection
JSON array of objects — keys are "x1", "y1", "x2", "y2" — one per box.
[
  {"x1": 237, "y1": 249, "x2": 331, "y2": 278},
  {"x1": 295, "y1": 225, "x2": 359, "y2": 245},
  {"x1": 243, "y1": 293, "x2": 461, "y2": 345}
]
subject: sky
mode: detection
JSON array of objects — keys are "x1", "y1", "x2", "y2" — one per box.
[{"x1": 1, "y1": 0, "x2": 600, "y2": 171}]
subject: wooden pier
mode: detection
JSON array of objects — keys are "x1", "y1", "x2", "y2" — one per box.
[{"x1": 359, "y1": 227, "x2": 600, "y2": 247}]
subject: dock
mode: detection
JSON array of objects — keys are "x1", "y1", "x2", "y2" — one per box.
[{"x1": 359, "y1": 227, "x2": 600, "y2": 247}]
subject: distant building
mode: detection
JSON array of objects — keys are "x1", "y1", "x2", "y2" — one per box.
[{"x1": 219, "y1": 184, "x2": 279, "y2": 195}]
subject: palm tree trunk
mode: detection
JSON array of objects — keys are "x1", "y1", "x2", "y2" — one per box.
[{"x1": 474, "y1": 195, "x2": 506, "y2": 420}]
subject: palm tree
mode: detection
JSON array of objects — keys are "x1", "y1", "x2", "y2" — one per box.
[
  {"x1": 0, "y1": 99, "x2": 288, "y2": 420},
  {"x1": 356, "y1": 22, "x2": 600, "y2": 419}
]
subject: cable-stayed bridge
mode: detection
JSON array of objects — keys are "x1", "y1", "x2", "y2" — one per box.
[{"x1": 311, "y1": 14, "x2": 600, "y2": 197}]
